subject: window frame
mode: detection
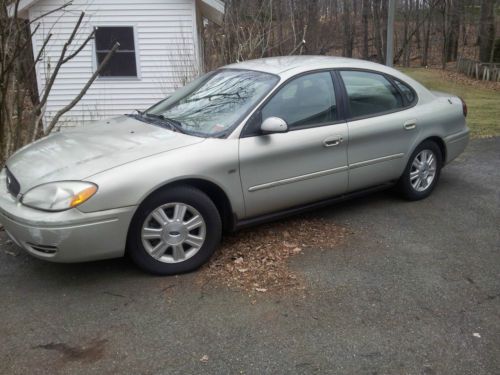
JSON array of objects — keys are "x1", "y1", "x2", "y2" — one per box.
[
  {"x1": 240, "y1": 69, "x2": 346, "y2": 138},
  {"x1": 92, "y1": 24, "x2": 141, "y2": 81},
  {"x1": 335, "y1": 68, "x2": 418, "y2": 122}
]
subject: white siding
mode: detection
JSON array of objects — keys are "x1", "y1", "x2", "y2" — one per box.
[{"x1": 29, "y1": 0, "x2": 200, "y2": 125}]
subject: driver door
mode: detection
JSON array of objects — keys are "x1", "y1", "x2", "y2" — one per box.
[{"x1": 238, "y1": 71, "x2": 349, "y2": 218}]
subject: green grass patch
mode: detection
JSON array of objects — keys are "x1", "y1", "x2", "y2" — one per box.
[{"x1": 400, "y1": 68, "x2": 500, "y2": 138}]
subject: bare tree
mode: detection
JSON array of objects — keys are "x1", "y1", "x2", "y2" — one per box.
[
  {"x1": 204, "y1": 0, "x2": 497, "y2": 70},
  {"x1": 0, "y1": 1, "x2": 118, "y2": 163},
  {"x1": 362, "y1": 0, "x2": 370, "y2": 59},
  {"x1": 478, "y1": 0, "x2": 496, "y2": 62}
]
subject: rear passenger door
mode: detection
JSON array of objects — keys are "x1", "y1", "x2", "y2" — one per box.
[{"x1": 338, "y1": 70, "x2": 420, "y2": 191}]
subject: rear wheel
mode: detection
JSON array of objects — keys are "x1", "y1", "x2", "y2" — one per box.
[
  {"x1": 127, "y1": 186, "x2": 221, "y2": 275},
  {"x1": 398, "y1": 140, "x2": 442, "y2": 200}
]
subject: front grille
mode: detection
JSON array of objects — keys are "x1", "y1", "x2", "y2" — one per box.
[{"x1": 5, "y1": 168, "x2": 20, "y2": 197}]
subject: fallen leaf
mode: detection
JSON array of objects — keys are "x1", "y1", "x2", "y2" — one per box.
[
  {"x1": 4, "y1": 250, "x2": 18, "y2": 257},
  {"x1": 195, "y1": 216, "x2": 348, "y2": 295}
]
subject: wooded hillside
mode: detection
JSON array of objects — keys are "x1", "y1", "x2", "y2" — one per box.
[{"x1": 203, "y1": 0, "x2": 499, "y2": 69}]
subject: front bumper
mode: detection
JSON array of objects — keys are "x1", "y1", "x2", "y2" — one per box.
[{"x1": 0, "y1": 181, "x2": 136, "y2": 263}]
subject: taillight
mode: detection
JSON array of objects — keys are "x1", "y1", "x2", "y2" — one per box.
[{"x1": 460, "y1": 97, "x2": 467, "y2": 117}]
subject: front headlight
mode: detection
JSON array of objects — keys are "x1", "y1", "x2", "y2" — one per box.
[{"x1": 21, "y1": 181, "x2": 98, "y2": 212}]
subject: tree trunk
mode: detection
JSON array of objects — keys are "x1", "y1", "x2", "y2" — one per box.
[
  {"x1": 478, "y1": 0, "x2": 496, "y2": 62},
  {"x1": 422, "y1": 1, "x2": 433, "y2": 66},
  {"x1": 403, "y1": 0, "x2": 410, "y2": 66},
  {"x1": 446, "y1": 0, "x2": 461, "y2": 62},
  {"x1": 362, "y1": 0, "x2": 370, "y2": 59},
  {"x1": 415, "y1": 0, "x2": 421, "y2": 49},
  {"x1": 372, "y1": 0, "x2": 385, "y2": 62},
  {"x1": 343, "y1": 0, "x2": 353, "y2": 57}
]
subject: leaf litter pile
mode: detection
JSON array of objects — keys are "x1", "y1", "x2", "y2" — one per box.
[{"x1": 197, "y1": 215, "x2": 349, "y2": 295}]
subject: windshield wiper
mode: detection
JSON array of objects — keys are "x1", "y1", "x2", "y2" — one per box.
[{"x1": 143, "y1": 113, "x2": 185, "y2": 133}]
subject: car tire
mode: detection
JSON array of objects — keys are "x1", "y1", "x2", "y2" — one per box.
[
  {"x1": 397, "y1": 140, "x2": 443, "y2": 201},
  {"x1": 127, "y1": 186, "x2": 222, "y2": 275}
]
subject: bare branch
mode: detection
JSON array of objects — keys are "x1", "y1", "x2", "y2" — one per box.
[
  {"x1": 35, "y1": 11, "x2": 85, "y2": 112},
  {"x1": 66, "y1": 11, "x2": 85, "y2": 46},
  {"x1": 29, "y1": 2, "x2": 73, "y2": 24},
  {"x1": 28, "y1": 32, "x2": 52, "y2": 74},
  {"x1": 44, "y1": 42, "x2": 120, "y2": 134},
  {"x1": 62, "y1": 29, "x2": 95, "y2": 64}
]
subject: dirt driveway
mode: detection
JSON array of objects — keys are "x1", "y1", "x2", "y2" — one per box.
[{"x1": 1, "y1": 138, "x2": 499, "y2": 375}]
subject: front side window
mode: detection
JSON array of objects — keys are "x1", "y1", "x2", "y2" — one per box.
[
  {"x1": 146, "y1": 69, "x2": 279, "y2": 136},
  {"x1": 261, "y1": 72, "x2": 337, "y2": 129},
  {"x1": 95, "y1": 26, "x2": 137, "y2": 77},
  {"x1": 340, "y1": 70, "x2": 403, "y2": 118}
]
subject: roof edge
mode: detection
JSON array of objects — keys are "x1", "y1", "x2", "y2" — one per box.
[
  {"x1": 199, "y1": 0, "x2": 225, "y2": 25},
  {"x1": 9, "y1": 0, "x2": 225, "y2": 21},
  {"x1": 7, "y1": 0, "x2": 37, "y2": 18}
]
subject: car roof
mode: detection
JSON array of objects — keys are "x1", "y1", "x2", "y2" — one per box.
[{"x1": 224, "y1": 55, "x2": 389, "y2": 75}]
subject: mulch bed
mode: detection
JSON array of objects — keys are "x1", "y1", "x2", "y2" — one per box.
[{"x1": 197, "y1": 215, "x2": 349, "y2": 296}]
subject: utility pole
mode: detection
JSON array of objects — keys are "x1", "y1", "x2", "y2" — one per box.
[{"x1": 386, "y1": 0, "x2": 395, "y2": 66}]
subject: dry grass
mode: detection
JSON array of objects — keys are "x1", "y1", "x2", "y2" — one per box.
[{"x1": 197, "y1": 215, "x2": 349, "y2": 296}]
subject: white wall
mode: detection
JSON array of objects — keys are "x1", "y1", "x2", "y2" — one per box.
[{"x1": 29, "y1": 0, "x2": 200, "y2": 126}]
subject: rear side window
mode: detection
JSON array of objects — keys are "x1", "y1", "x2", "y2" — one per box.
[
  {"x1": 393, "y1": 79, "x2": 416, "y2": 105},
  {"x1": 261, "y1": 72, "x2": 337, "y2": 129},
  {"x1": 340, "y1": 71, "x2": 403, "y2": 118}
]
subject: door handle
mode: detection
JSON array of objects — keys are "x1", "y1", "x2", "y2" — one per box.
[
  {"x1": 404, "y1": 120, "x2": 417, "y2": 130},
  {"x1": 323, "y1": 136, "x2": 343, "y2": 147}
]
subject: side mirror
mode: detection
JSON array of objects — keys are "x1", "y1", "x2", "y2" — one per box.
[{"x1": 261, "y1": 117, "x2": 288, "y2": 134}]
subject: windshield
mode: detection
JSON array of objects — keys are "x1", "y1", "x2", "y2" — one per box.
[{"x1": 145, "y1": 69, "x2": 279, "y2": 136}]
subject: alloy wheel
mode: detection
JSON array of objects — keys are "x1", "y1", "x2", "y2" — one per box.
[
  {"x1": 141, "y1": 203, "x2": 206, "y2": 263},
  {"x1": 409, "y1": 149, "x2": 437, "y2": 192}
]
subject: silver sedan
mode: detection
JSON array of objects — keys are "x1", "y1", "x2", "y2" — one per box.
[{"x1": 0, "y1": 56, "x2": 469, "y2": 274}]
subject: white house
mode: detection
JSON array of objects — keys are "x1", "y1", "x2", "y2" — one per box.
[{"x1": 13, "y1": 0, "x2": 224, "y2": 125}]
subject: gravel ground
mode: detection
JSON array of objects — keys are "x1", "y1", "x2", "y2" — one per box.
[{"x1": 0, "y1": 138, "x2": 499, "y2": 375}]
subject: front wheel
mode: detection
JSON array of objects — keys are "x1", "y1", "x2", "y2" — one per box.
[
  {"x1": 398, "y1": 141, "x2": 442, "y2": 200},
  {"x1": 127, "y1": 186, "x2": 222, "y2": 275}
]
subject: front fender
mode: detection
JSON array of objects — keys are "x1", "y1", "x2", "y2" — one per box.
[{"x1": 78, "y1": 139, "x2": 245, "y2": 218}]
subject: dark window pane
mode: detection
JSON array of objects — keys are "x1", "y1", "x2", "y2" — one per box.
[
  {"x1": 97, "y1": 52, "x2": 137, "y2": 77},
  {"x1": 261, "y1": 72, "x2": 337, "y2": 128},
  {"x1": 394, "y1": 79, "x2": 416, "y2": 104},
  {"x1": 95, "y1": 26, "x2": 135, "y2": 51},
  {"x1": 340, "y1": 71, "x2": 403, "y2": 118}
]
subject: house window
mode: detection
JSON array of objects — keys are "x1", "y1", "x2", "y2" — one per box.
[{"x1": 95, "y1": 26, "x2": 137, "y2": 77}]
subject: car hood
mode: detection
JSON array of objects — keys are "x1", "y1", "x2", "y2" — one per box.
[{"x1": 6, "y1": 116, "x2": 205, "y2": 193}]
